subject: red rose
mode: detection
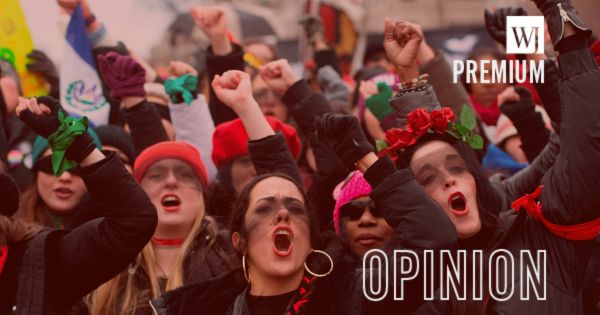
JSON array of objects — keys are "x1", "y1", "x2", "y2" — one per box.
[
  {"x1": 430, "y1": 107, "x2": 456, "y2": 133},
  {"x1": 407, "y1": 108, "x2": 431, "y2": 137},
  {"x1": 384, "y1": 128, "x2": 416, "y2": 153}
]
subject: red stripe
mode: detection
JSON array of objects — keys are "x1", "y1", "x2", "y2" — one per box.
[{"x1": 0, "y1": 245, "x2": 8, "y2": 275}]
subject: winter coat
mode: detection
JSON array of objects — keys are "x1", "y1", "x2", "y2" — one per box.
[
  {"x1": 0, "y1": 152, "x2": 157, "y2": 314},
  {"x1": 206, "y1": 44, "x2": 244, "y2": 126},
  {"x1": 71, "y1": 219, "x2": 235, "y2": 315},
  {"x1": 491, "y1": 131, "x2": 560, "y2": 211},
  {"x1": 125, "y1": 99, "x2": 170, "y2": 155},
  {"x1": 281, "y1": 80, "x2": 349, "y2": 230},
  {"x1": 418, "y1": 50, "x2": 473, "y2": 118},
  {"x1": 416, "y1": 47, "x2": 600, "y2": 315},
  {"x1": 150, "y1": 151, "x2": 458, "y2": 314},
  {"x1": 168, "y1": 95, "x2": 217, "y2": 182}
]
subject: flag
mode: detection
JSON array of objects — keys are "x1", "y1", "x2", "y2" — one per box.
[
  {"x1": 59, "y1": 6, "x2": 108, "y2": 126},
  {"x1": 0, "y1": 0, "x2": 48, "y2": 96}
]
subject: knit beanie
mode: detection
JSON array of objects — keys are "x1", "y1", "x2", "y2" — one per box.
[
  {"x1": 332, "y1": 171, "x2": 372, "y2": 235},
  {"x1": 0, "y1": 172, "x2": 19, "y2": 217},
  {"x1": 31, "y1": 128, "x2": 103, "y2": 165},
  {"x1": 94, "y1": 125, "x2": 136, "y2": 163},
  {"x1": 133, "y1": 141, "x2": 208, "y2": 186},
  {"x1": 211, "y1": 116, "x2": 302, "y2": 168}
]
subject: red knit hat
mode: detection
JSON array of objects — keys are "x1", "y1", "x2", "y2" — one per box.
[
  {"x1": 211, "y1": 116, "x2": 302, "y2": 168},
  {"x1": 133, "y1": 141, "x2": 208, "y2": 186},
  {"x1": 591, "y1": 38, "x2": 600, "y2": 66}
]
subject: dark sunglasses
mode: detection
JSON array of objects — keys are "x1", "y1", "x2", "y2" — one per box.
[
  {"x1": 33, "y1": 153, "x2": 130, "y2": 176},
  {"x1": 32, "y1": 156, "x2": 81, "y2": 176},
  {"x1": 339, "y1": 199, "x2": 382, "y2": 221}
]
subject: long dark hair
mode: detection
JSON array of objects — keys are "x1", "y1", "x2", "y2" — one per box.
[
  {"x1": 229, "y1": 173, "x2": 321, "y2": 258},
  {"x1": 398, "y1": 133, "x2": 503, "y2": 314}
]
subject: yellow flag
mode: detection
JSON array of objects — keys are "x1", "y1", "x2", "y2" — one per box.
[{"x1": 0, "y1": 0, "x2": 48, "y2": 96}]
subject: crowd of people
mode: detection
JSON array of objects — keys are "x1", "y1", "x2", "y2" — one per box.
[{"x1": 2, "y1": 0, "x2": 600, "y2": 314}]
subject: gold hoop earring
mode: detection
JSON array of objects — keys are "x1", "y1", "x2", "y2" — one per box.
[
  {"x1": 242, "y1": 253, "x2": 250, "y2": 283},
  {"x1": 304, "y1": 249, "x2": 334, "y2": 278}
]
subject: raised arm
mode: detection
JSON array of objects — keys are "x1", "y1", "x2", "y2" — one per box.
[
  {"x1": 97, "y1": 52, "x2": 169, "y2": 155},
  {"x1": 165, "y1": 61, "x2": 217, "y2": 182},
  {"x1": 531, "y1": 5, "x2": 600, "y2": 225},
  {"x1": 315, "y1": 112, "x2": 456, "y2": 313},
  {"x1": 191, "y1": 6, "x2": 240, "y2": 125},
  {"x1": 15, "y1": 96, "x2": 157, "y2": 308},
  {"x1": 212, "y1": 70, "x2": 302, "y2": 183}
]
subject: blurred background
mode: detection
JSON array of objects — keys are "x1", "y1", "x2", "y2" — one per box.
[{"x1": 18, "y1": 0, "x2": 600, "y2": 76}]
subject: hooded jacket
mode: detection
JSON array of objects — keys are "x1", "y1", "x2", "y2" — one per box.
[
  {"x1": 149, "y1": 131, "x2": 458, "y2": 315},
  {"x1": 408, "y1": 47, "x2": 600, "y2": 314},
  {"x1": 0, "y1": 152, "x2": 157, "y2": 314}
]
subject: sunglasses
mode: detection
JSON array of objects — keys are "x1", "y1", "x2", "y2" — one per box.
[
  {"x1": 32, "y1": 153, "x2": 131, "y2": 176},
  {"x1": 32, "y1": 156, "x2": 81, "y2": 176},
  {"x1": 339, "y1": 199, "x2": 382, "y2": 221}
]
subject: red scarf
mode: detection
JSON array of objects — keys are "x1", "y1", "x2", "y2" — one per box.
[
  {"x1": 512, "y1": 185, "x2": 600, "y2": 240},
  {"x1": 151, "y1": 237, "x2": 185, "y2": 246},
  {"x1": 0, "y1": 245, "x2": 8, "y2": 275},
  {"x1": 287, "y1": 275, "x2": 317, "y2": 315},
  {"x1": 469, "y1": 95, "x2": 500, "y2": 126}
]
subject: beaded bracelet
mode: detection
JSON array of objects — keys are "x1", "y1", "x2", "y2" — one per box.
[{"x1": 396, "y1": 74, "x2": 429, "y2": 97}]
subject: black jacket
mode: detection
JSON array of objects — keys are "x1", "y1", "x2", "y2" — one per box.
[
  {"x1": 150, "y1": 153, "x2": 457, "y2": 314},
  {"x1": 281, "y1": 80, "x2": 349, "y2": 230},
  {"x1": 417, "y1": 47, "x2": 600, "y2": 315},
  {"x1": 0, "y1": 152, "x2": 157, "y2": 314},
  {"x1": 206, "y1": 44, "x2": 244, "y2": 126},
  {"x1": 125, "y1": 100, "x2": 170, "y2": 156}
]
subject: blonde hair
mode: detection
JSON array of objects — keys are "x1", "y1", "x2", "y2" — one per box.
[{"x1": 86, "y1": 210, "x2": 219, "y2": 315}]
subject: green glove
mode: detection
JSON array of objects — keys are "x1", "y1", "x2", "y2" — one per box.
[
  {"x1": 164, "y1": 74, "x2": 198, "y2": 105},
  {"x1": 365, "y1": 82, "x2": 393, "y2": 121}
]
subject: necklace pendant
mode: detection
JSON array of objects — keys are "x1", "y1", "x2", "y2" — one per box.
[{"x1": 160, "y1": 274, "x2": 168, "y2": 280}]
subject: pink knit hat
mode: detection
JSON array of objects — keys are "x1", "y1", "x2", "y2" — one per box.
[{"x1": 332, "y1": 171, "x2": 372, "y2": 234}]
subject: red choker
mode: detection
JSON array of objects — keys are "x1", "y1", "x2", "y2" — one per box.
[
  {"x1": 151, "y1": 237, "x2": 185, "y2": 246},
  {"x1": 0, "y1": 245, "x2": 8, "y2": 275}
]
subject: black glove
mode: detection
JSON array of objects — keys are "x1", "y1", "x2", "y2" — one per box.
[
  {"x1": 19, "y1": 96, "x2": 95, "y2": 163},
  {"x1": 315, "y1": 113, "x2": 373, "y2": 170},
  {"x1": 532, "y1": 0, "x2": 591, "y2": 49},
  {"x1": 19, "y1": 96, "x2": 64, "y2": 138},
  {"x1": 484, "y1": 6, "x2": 528, "y2": 46},
  {"x1": 500, "y1": 87, "x2": 536, "y2": 120},
  {"x1": 500, "y1": 87, "x2": 550, "y2": 161}
]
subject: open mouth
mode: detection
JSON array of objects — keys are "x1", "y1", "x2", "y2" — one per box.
[
  {"x1": 161, "y1": 194, "x2": 181, "y2": 212},
  {"x1": 272, "y1": 226, "x2": 293, "y2": 257},
  {"x1": 54, "y1": 187, "x2": 74, "y2": 199},
  {"x1": 448, "y1": 192, "x2": 469, "y2": 216}
]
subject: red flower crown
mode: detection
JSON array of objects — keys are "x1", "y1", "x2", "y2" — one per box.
[{"x1": 377, "y1": 106, "x2": 483, "y2": 159}]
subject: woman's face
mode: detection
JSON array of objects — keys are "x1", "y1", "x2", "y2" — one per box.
[
  {"x1": 410, "y1": 141, "x2": 481, "y2": 238},
  {"x1": 140, "y1": 159, "x2": 204, "y2": 238},
  {"x1": 241, "y1": 177, "x2": 312, "y2": 281},
  {"x1": 36, "y1": 151, "x2": 87, "y2": 215},
  {"x1": 469, "y1": 54, "x2": 509, "y2": 106},
  {"x1": 341, "y1": 196, "x2": 394, "y2": 258}
]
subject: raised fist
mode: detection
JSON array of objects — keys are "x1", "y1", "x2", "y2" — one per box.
[
  {"x1": 212, "y1": 70, "x2": 255, "y2": 114},
  {"x1": 16, "y1": 97, "x2": 64, "y2": 137},
  {"x1": 168, "y1": 61, "x2": 198, "y2": 78},
  {"x1": 190, "y1": 6, "x2": 227, "y2": 40},
  {"x1": 97, "y1": 52, "x2": 146, "y2": 100},
  {"x1": 259, "y1": 59, "x2": 299, "y2": 94},
  {"x1": 383, "y1": 19, "x2": 424, "y2": 70},
  {"x1": 484, "y1": 6, "x2": 528, "y2": 46}
]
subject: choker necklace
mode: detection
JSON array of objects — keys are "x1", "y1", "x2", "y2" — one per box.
[{"x1": 151, "y1": 237, "x2": 185, "y2": 247}]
